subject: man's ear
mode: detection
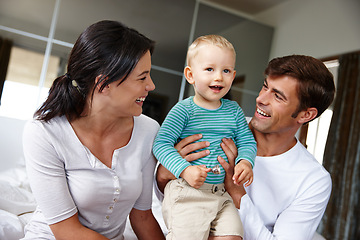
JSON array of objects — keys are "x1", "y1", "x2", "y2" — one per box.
[
  {"x1": 298, "y1": 107, "x2": 318, "y2": 124},
  {"x1": 184, "y1": 66, "x2": 194, "y2": 84}
]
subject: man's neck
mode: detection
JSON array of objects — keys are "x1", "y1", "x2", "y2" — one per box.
[{"x1": 253, "y1": 129, "x2": 297, "y2": 157}]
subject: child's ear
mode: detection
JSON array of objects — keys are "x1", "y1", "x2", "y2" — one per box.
[
  {"x1": 297, "y1": 107, "x2": 318, "y2": 124},
  {"x1": 184, "y1": 66, "x2": 194, "y2": 84}
]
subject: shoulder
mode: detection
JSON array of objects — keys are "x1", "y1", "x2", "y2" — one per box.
[
  {"x1": 222, "y1": 98, "x2": 238, "y2": 106},
  {"x1": 175, "y1": 97, "x2": 193, "y2": 110},
  {"x1": 294, "y1": 141, "x2": 331, "y2": 188},
  {"x1": 221, "y1": 99, "x2": 242, "y2": 111},
  {"x1": 166, "y1": 97, "x2": 193, "y2": 118},
  {"x1": 135, "y1": 114, "x2": 160, "y2": 132},
  {"x1": 24, "y1": 116, "x2": 67, "y2": 137},
  {"x1": 23, "y1": 117, "x2": 70, "y2": 156}
]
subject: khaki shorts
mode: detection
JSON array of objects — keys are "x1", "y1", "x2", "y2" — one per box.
[{"x1": 162, "y1": 179, "x2": 243, "y2": 240}]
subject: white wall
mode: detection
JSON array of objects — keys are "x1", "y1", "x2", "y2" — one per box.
[
  {"x1": 0, "y1": 116, "x2": 27, "y2": 172},
  {"x1": 255, "y1": 0, "x2": 360, "y2": 59}
]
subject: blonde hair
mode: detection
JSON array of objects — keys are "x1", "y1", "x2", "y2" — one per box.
[{"x1": 186, "y1": 35, "x2": 236, "y2": 66}]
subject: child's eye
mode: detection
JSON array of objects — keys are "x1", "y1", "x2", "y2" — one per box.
[
  {"x1": 205, "y1": 68, "x2": 213, "y2": 72},
  {"x1": 223, "y1": 69, "x2": 230, "y2": 73}
]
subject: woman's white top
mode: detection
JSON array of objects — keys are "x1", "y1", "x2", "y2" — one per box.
[
  {"x1": 22, "y1": 115, "x2": 159, "y2": 240},
  {"x1": 239, "y1": 140, "x2": 332, "y2": 240}
]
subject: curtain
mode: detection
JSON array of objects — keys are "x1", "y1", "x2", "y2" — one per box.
[
  {"x1": 319, "y1": 52, "x2": 360, "y2": 240},
  {"x1": 0, "y1": 37, "x2": 13, "y2": 105}
]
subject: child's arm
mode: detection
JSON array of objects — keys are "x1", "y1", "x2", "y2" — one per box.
[
  {"x1": 153, "y1": 101, "x2": 210, "y2": 187},
  {"x1": 153, "y1": 102, "x2": 191, "y2": 177},
  {"x1": 232, "y1": 103, "x2": 257, "y2": 186}
]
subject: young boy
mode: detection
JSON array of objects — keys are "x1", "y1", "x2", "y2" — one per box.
[{"x1": 153, "y1": 35, "x2": 257, "y2": 239}]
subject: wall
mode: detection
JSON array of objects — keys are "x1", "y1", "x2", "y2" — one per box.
[
  {"x1": 220, "y1": 20, "x2": 273, "y2": 116},
  {"x1": 0, "y1": 116, "x2": 26, "y2": 172},
  {"x1": 255, "y1": 0, "x2": 360, "y2": 59}
]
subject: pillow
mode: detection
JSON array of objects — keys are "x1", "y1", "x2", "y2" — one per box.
[
  {"x1": 0, "y1": 181, "x2": 36, "y2": 216},
  {"x1": 0, "y1": 209, "x2": 24, "y2": 240},
  {"x1": 0, "y1": 159, "x2": 32, "y2": 192}
]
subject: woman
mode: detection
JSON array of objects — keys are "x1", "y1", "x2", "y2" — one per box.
[{"x1": 22, "y1": 20, "x2": 165, "y2": 240}]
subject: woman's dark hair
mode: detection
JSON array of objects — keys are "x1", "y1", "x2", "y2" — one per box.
[
  {"x1": 265, "y1": 54, "x2": 335, "y2": 120},
  {"x1": 35, "y1": 20, "x2": 155, "y2": 121}
]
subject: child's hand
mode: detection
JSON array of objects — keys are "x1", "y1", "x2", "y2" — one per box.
[
  {"x1": 233, "y1": 160, "x2": 253, "y2": 187},
  {"x1": 180, "y1": 165, "x2": 211, "y2": 189}
]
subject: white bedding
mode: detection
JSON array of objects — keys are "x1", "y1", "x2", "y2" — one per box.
[
  {"x1": 0, "y1": 160, "x2": 35, "y2": 240},
  {"x1": 0, "y1": 160, "x2": 167, "y2": 240}
]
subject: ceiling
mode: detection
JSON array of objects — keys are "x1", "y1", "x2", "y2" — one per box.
[
  {"x1": 0, "y1": 0, "x2": 288, "y2": 72},
  {"x1": 203, "y1": 0, "x2": 289, "y2": 15}
]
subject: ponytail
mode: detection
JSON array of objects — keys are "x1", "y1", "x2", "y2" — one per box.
[{"x1": 34, "y1": 73, "x2": 86, "y2": 121}]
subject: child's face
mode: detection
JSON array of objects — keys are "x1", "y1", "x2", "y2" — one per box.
[{"x1": 185, "y1": 44, "x2": 236, "y2": 108}]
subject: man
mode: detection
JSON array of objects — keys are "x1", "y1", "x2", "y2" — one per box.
[{"x1": 156, "y1": 55, "x2": 335, "y2": 240}]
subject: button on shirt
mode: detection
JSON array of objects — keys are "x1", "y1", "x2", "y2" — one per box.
[{"x1": 22, "y1": 115, "x2": 160, "y2": 240}]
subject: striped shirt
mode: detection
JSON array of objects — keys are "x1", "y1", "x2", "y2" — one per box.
[{"x1": 153, "y1": 96, "x2": 257, "y2": 184}]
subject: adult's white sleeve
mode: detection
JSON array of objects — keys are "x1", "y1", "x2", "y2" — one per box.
[
  {"x1": 239, "y1": 173, "x2": 331, "y2": 240},
  {"x1": 23, "y1": 121, "x2": 77, "y2": 225},
  {"x1": 133, "y1": 154, "x2": 157, "y2": 210}
]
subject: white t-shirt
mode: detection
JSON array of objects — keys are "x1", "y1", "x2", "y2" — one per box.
[
  {"x1": 22, "y1": 115, "x2": 159, "y2": 240},
  {"x1": 239, "y1": 140, "x2": 331, "y2": 240}
]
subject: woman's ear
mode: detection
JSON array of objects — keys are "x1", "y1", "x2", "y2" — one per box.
[
  {"x1": 184, "y1": 66, "x2": 194, "y2": 84},
  {"x1": 297, "y1": 107, "x2": 318, "y2": 124},
  {"x1": 95, "y1": 75, "x2": 109, "y2": 93}
]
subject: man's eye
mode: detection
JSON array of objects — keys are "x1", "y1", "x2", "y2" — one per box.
[
  {"x1": 275, "y1": 93, "x2": 283, "y2": 100},
  {"x1": 263, "y1": 84, "x2": 268, "y2": 89}
]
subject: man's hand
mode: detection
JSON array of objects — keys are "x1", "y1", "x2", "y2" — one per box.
[
  {"x1": 156, "y1": 164, "x2": 176, "y2": 193},
  {"x1": 233, "y1": 160, "x2": 253, "y2": 187},
  {"x1": 175, "y1": 134, "x2": 210, "y2": 161},
  {"x1": 180, "y1": 165, "x2": 211, "y2": 189}
]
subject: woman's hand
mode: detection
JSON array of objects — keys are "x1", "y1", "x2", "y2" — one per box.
[
  {"x1": 155, "y1": 134, "x2": 210, "y2": 193},
  {"x1": 218, "y1": 138, "x2": 246, "y2": 209}
]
